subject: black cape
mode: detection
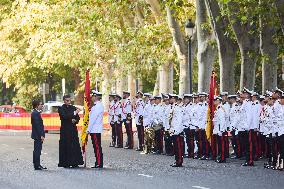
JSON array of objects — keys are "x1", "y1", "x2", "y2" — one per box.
[{"x1": 58, "y1": 104, "x2": 84, "y2": 167}]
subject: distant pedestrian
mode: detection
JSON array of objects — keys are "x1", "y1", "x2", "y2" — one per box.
[{"x1": 31, "y1": 99, "x2": 47, "y2": 170}]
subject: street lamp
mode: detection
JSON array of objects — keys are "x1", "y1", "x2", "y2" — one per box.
[{"x1": 185, "y1": 19, "x2": 195, "y2": 94}]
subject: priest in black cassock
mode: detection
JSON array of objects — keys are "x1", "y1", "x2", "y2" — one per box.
[{"x1": 58, "y1": 95, "x2": 84, "y2": 168}]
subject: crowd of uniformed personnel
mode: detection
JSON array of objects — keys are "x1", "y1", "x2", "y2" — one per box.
[{"x1": 107, "y1": 88, "x2": 284, "y2": 169}]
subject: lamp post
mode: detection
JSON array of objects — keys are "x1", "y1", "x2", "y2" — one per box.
[{"x1": 185, "y1": 19, "x2": 195, "y2": 94}]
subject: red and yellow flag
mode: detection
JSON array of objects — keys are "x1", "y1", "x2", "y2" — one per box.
[
  {"x1": 81, "y1": 70, "x2": 91, "y2": 153},
  {"x1": 205, "y1": 72, "x2": 217, "y2": 142}
]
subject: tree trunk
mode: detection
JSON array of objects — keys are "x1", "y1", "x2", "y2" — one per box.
[
  {"x1": 145, "y1": 0, "x2": 162, "y2": 23},
  {"x1": 275, "y1": 0, "x2": 284, "y2": 34},
  {"x1": 101, "y1": 63, "x2": 112, "y2": 110},
  {"x1": 128, "y1": 71, "x2": 136, "y2": 98},
  {"x1": 196, "y1": 0, "x2": 216, "y2": 93},
  {"x1": 169, "y1": 61, "x2": 174, "y2": 93},
  {"x1": 166, "y1": 7, "x2": 189, "y2": 95},
  {"x1": 227, "y1": 1, "x2": 259, "y2": 91},
  {"x1": 116, "y1": 76, "x2": 127, "y2": 96},
  {"x1": 153, "y1": 70, "x2": 160, "y2": 96},
  {"x1": 205, "y1": 0, "x2": 237, "y2": 94},
  {"x1": 138, "y1": 77, "x2": 143, "y2": 92},
  {"x1": 159, "y1": 61, "x2": 171, "y2": 93},
  {"x1": 73, "y1": 69, "x2": 84, "y2": 105},
  {"x1": 260, "y1": 0, "x2": 278, "y2": 93}
]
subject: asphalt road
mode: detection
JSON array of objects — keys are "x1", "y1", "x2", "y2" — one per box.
[{"x1": 0, "y1": 130, "x2": 284, "y2": 189}]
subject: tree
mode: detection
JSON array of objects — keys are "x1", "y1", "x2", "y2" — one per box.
[{"x1": 196, "y1": 0, "x2": 216, "y2": 92}]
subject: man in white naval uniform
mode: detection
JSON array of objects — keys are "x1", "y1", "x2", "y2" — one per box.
[
  {"x1": 108, "y1": 94, "x2": 116, "y2": 147},
  {"x1": 113, "y1": 95, "x2": 123, "y2": 148},
  {"x1": 141, "y1": 95, "x2": 155, "y2": 154},
  {"x1": 275, "y1": 93, "x2": 284, "y2": 170},
  {"x1": 122, "y1": 91, "x2": 134, "y2": 149},
  {"x1": 251, "y1": 92, "x2": 261, "y2": 160},
  {"x1": 228, "y1": 95, "x2": 241, "y2": 158},
  {"x1": 196, "y1": 92, "x2": 209, "y2": 160},
  {"x1": 237, "y1": 88, "x2": 254, "y2": 166},
  {"x1": 220, "y1": 92, "x2": 230, "y2": 158},
  {"x1": 182, "y1": 94, "x2": 195, "y2": 158},
  {"x1": 135, "y1": 91, "x2": 145, "y2": 151},
  {"x1": 169, "y1": 95, "x2": 185, "y2": 167},
  {"x1": 152, "y1": 96, "x2": 165, "y2": 154},
  {"x1": 163, "y1": 94, "x2": 174, "y2": 156},
  {"x1": 212, "y1": 96, "x2": 227, "y2": 163},
  {"x1": 88, "y1": 91, "x2": 104, "y2": 168}
]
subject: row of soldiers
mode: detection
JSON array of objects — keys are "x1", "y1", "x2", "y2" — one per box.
[{"x1": 108, "y1": 88, "x2": 284, "y2": 169}]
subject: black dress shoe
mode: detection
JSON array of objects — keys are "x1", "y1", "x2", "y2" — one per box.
[
  {"x1": 170, "y1": 163, "x2": 183, "y2": 167},
  {"x1": 216, "y1": 159, "x2": 226, "y2": 163},
  {"x1": 71, "y1": 165, "x2": 79, "y2": 168},
  {"x1": 39, "y1": 165, "x2": 47, "y2": 170},
  {"x1": 34, "y1": 166, "x2": 43, "y2": 170},
  {"x1": 230, "y1": 155, "x2": 238, "y2": 159},
  {"x1": 91, "y1": 165, "x2": 103, "y2": 169},
  {"x1": 124, "y1": 146, "x2": 133, "y2": 149},
  {"x1": 242, "y1": 162, "x2": 254, "y2": 167}
]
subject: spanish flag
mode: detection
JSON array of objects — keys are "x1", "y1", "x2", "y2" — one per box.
[
  {"x1": 205, "y1": 72, "x2": 216, "y2": 142},
  {"x1": 81, "y1": 70, "x2": 91, "y2": 156}
]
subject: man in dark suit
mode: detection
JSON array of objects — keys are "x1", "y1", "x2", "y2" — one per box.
[{"x1": 31, "y1": 100, "x2": 47, "y2": 170}]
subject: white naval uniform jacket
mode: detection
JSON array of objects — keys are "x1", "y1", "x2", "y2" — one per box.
[
  {"x1": 143, "y1": 101, "x2": 154, "y2": 127},
  {"x1": 213, "y1": 105, "x2": 226, "y2": 136},
  {"x1": 135, "y1": 98, "x2": 145, "y2": 125},
  {"x1": 196, "y1": 102, "x2": 208, "y2": 130},
  {"x1": 87, "y1": 101, "x2": 104, "y2": 134},
  {"x1": 237, "y1": 99, "x2": 252, "y2": 131},
  {"x1": 108, "y1": 101, "x2": 115, "y2": 124},
  {"x1": 182, "y1": 102, "x2": 195, "y2": 130},
  {"x1": 163, "y1": 104, "x2": 172, "y2": 130},
  {"x1": 276, "y1": 104, "x2": 284, "y2": 136},
  {"x1": 113, "y1": 101, "x2": 122, "y2": 123},
  {"x1": 152, "y1": 104, "x2": 164, "y2": 127},
  {"x1": 222, "y1": 102, "x2": 230, "y2": 130},
  {"x1": 229, "y1": 102, "x2": 240, "y2": 131},
  {"x1": 170, "y1": 104, "x2": 185, "y2": 135},
  {"x1": 251, "y1": 100, "x2": 261, "y2": 130},
  {"x1": 260, "y1": 105, "x2": 276, "y2": 136},
  {"x1": 121, "y1": 97, "x2": 132, "y2": 120}
]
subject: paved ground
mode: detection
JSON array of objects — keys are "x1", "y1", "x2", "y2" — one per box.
[{"x1": 0, "y1": 130, "x2": 284, "y2": 189}]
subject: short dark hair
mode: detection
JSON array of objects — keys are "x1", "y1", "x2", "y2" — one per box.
[
  {"x1": 63, "y1": 95, "x2": 71, "y2": 100},
  {"x1": 32, "y1": 99, "x2": 41, "y2": 109}
]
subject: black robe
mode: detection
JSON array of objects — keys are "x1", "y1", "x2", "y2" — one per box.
[{"x1": 58, "y1": 104, "x2": 84, "y2": 167}]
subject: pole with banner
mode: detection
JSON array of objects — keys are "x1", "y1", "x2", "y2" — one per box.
[
  {"x1": 81, "y1": 70, "x2": 91, "y2": 167},
  {"x1": 205, "y1": 72, "x2": 217, "y2": 143}
]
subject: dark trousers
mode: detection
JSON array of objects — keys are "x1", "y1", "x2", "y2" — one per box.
[
  {"x1": 155, "y1": 128, "x2": 164, "y2": 153},
  {"x1": 164, "y1": 131, "x2": 174, "y2": 155},
  {"x1": 252, "y1": 130, "x2": 259, "y2": 160},
  {"x1": 238, "y1": 131, "x2": 247, "y2": 158},
  {"x1": 258, "y1": 133, "x2": 266, "y2": 158},
  {"x1": 173, "y1": 135, "x2": 184, "y2": 165},
  {"x1": 217, "y1": 133, "x2": 226, "y2": 161},
  {"x1": 279, "y1": 135, "x2": 284, "y2": 159},
  {"x1": 266, "y1": 134, "x2": 278, "y2": 166},
  {"x1": 196, "y1": 129, "x2": 209, "y2": 158},
  {"x1": 223, "y1": 131, "x2": 229, "y2": 158},
  {"x1": 110, "y1": 123, "x2": 116, "y2": 145},
  {"x1": 231, "y1": 130, "x2": 238, "y2": 156},
  {"x1": 211, "y1": 134, "x2": 217, "y2": 160},
  {"x1": 115, "y1": 122, "x2": 123, "y2": 147},
  {"x1": 240, "y1": 130, "x2": 254, "y2": 164},
  {"x1": 185, "y1": 128, "x2": 195, "y2": 158},
  {"x1": 136, "y1": 125, "x2": 144, "y2": 149},
  {"x1": 124, "y1": 119, "x2": 134, "y2": 148},
  {"x1": 91, "y1": 133, "x2": 103, "y2": 167},
  {"x1": 33, "y1": 139, "x2": 42, "y2": 168}
]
